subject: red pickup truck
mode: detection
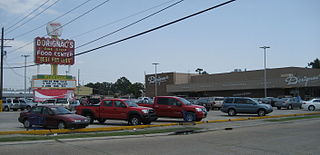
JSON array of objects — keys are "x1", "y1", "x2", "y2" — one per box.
[
  {"x1": 137, "y1": 96, "x2": 207, "y2": 122},
  {"x1": 75, "y1": 98, "x2": 157, "y2": 125}
]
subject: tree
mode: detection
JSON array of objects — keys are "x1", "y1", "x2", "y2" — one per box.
[
  {"x1": 114, "y1": 77, "x2": 132, "y2": 96},
  {"x1": 130, "y1": 82, "x2": 145, "y2": 98},
  {"x1": 308, "y1": 58, "x2": 320, "y2": 69},
  {"x1": 195, "y1": 68, "x2": 203, "y2": 74}
]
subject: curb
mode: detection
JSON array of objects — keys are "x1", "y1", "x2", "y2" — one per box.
[{"x1": 1, "y1": 112, "x2": 320, "y2": 135}]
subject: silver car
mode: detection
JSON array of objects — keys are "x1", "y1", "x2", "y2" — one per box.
[{"x1": 274, "y1": 98, "x2": 302, "y2": 110}]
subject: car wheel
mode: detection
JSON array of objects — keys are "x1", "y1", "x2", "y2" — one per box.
[
  {"x1": 84, "y1": 114, "x2": 94, "y2": 124},
  {"x1": 98, "y1": 118, "x2": 106, "y2": 124},
  {"x1": 4, "y1": 106, "x2": 9, "y2": 112},
  {"x1": 23, "y1": 119, "x2": 32, "y2": 128},
  {"x1": 26, "y1": 106, "x2": 31, "y2": 111},
  {"x1": 308, "y1": 105, "x2": 316, "y2": 111},
  {"x1": 277, "y1": 107, "x2": 281, "y2": 110},
  {"x1": 21, "y1": 108, "x2": 25, "y2": 111},
  {"x1": 57, "y1": 121, "x2": 66, "y2": 129},
  {"x1": 287, "y1": 104, "x2": 293, "y2": 110},
  {"x1": 184, "y1": 112, "x2": 195, "y2": 122},
  {"x1": 228, "y1": 109, "x2": 236, "y2": 116},
  {"x1": 258, "y1": 109, "x2": 266, "y2": 116},
  {"x1": 129, "y1": 115, "x2": 141, "y2": 125}
]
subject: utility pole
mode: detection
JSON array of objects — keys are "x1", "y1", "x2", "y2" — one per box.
[
  {"x1": 1, "y1": 27, "x2": 13, "y2": 111},
  {"x1": 1, "y1": 27, "x2": 13, "y2": 99},
  {"x1": 260, "y1": 46, "x2": 270, "y2": 98},
  {"x1": 21, "y1": 55, "x2": 30, "y2": 99}
]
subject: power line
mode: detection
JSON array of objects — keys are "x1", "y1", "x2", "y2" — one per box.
[
  {"x1": 71, "y1": 0, "x2": 178, "y2": 39},
  {"x1": 7, "y1": 0, "x2": 110, "y2": 56},
  {"x1": 6, "y1": 0, "x2": 61, "y2": 34},
  {"x1": 75, "y1": 0, "x2": 236, "y2": 56},
  {"x1": 76, "y1": 0, "x2": 184, "y2": 49},
  {"x1": 12, "y1": 0, "x2": 93, "y2": 40},
  {"x1": 6, "y1": 0, "x2": 50, "y2": 31},
  {"x1": 5, "y1": 0, "x2": 236, "y2": 69}
]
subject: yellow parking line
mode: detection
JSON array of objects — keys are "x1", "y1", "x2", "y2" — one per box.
[{"x1": 1, "y1": 112, "x2": 320, "y2": 135}]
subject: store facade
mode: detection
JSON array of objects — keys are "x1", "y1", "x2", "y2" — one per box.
[{"x1": 145, "y1": 67, "x2": 320, "y2": 99}]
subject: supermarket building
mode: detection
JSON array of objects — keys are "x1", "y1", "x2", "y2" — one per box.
[{"x1": 145, "y1": 67, "x2": 320, "y2": 99}]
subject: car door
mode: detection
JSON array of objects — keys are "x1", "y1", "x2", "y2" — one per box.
[
  {"x1": 99, "y1": 100, "x2": 115, "y2": 119},
  {"x1": 28, "y1": 106, "x2": 44, "y2": 125},
  {"x1": 235, "y1": 98, "x2": 257, "y2": 113},
  {"x1": 113, "y1": 101, "x2": 128, "y2": 119},
  {"x1": 42, "y1": 107, "x2": 57, "y2": 127},
  {"x1": 313, "y1": 99, "x2": 320, "y2": 109},
  {"x1": 167, "y1": 98, "x2": 183, "y2": 118},
  {"x1": 155, "y1": 97, "x2": 170, "y2": 117}
]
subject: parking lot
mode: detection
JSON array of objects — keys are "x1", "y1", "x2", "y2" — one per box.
[{"x1": 0, "y1": 107, "x2": 317, "y2": 132}]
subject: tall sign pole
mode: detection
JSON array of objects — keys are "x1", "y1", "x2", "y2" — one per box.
[
  {"x1": 21, "y1": 55, "x2": 30, "y2": 99},
  {"x1": 260, "y1": 46, "x2": 270, "y2": 98}
]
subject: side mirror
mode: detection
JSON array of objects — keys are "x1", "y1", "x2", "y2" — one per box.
[{"x1": 177, "y1": 103, "x2": 182, "y2": 107}]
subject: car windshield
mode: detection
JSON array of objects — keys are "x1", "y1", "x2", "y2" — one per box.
[
  {"x1": 179, "y1": 97, "x2": 192, "y2": 105},
  {"x1": 124, "y1": 100, "x2": 139, "y2": 107},
  {"x1": 50, "y1": 107, "x2": 72, "y2": 115}
]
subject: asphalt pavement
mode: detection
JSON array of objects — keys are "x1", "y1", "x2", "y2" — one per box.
[{"x1": 0, "y1": 115, "x2": 319, "y2": 155}]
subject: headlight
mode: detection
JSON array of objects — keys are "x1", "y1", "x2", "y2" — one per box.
[
  {"x1": 195, "y1": 108, "x2": 202, "y2": 112},
  {"x1": 142, "y1": 109, "x2": 149, "y2": 114},
  {"x1": 73, "y1": 120, "x2": 81, "y2": 123}
]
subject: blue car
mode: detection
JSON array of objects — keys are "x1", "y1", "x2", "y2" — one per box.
[{"x1": 221, "y1": 97, "x2": 273, "y2": 116}]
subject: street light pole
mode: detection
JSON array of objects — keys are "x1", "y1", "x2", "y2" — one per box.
[
  {"x1": 152, "y1": 63, "x2": 159, "y2": 97},
  {"x1": 260, "y1": 46, "x2": 270, "y2": 98},
  {"x1": 21, "y1": 55, "x2": 30, "y2": 99}
]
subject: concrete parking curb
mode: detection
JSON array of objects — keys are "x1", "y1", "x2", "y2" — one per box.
[{"x1": 1, "y1": 112, "x2": 320, "y2": 135}]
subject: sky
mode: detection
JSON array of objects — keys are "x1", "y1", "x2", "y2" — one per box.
[{"x1": 0, "y1": 0, "x2": 319, "y2": 89}]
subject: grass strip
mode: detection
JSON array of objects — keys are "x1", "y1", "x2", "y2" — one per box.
[
  {"x1": 0, "y1": 127, "x2": 201, "y2": 143},
  {"x1": 265, "y1": 115, "x2": 320, "y2": 122}
]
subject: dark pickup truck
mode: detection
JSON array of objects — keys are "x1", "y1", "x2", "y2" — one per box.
[
  {"x1": 137, "y1": 96, "x2": 207, "y2": 122},
  {"x1": 75, "y1": 98, "x2": 157, "y2": 125}
]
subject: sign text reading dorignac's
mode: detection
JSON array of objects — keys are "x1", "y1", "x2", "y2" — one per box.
[{"x1": 34, "y1": 37, "x2": 75, "y2": 65}]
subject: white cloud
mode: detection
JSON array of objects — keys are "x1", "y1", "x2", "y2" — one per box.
[{"x1": 0, "y1": 0, "x2": 58, "y2": 15}]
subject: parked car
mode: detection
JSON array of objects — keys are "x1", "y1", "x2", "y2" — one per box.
[
  {"x1": 301, "y1": 98, "x2": 320, "y2": 111},
  {"x1": 221, "y1": 97, "x2": 273, "y2": 116},
  {"x1": 2, "y1": 99, "x2": 11, "y2": 112},
  {"x1": 259, "y1": 97, "x2": 280, "y2": 107},
  {"x1": 2, "y1": 98, "x2": 28, "y2": 111},
  {"x1": 18, "y1": 105, "x2": 90, "y2": 129},
  {"x1": 76, "y1": 98, "x2": 157, "y2": 125},
  {"x1": 20, "y1": 98, "x2": 38, "y2": 111},
  {"x1": 41, "y1": 98, "x2": 72, "y2": 110},
  {"x1": 137, "y1": 96, "x2": 207, "y2": 122},
  {"x1": 194, "y1": 97, "x2": 215, "y2": 111},
  {"x1": 274, "y1": 97, "x2": 302, "y2": 110},
  {"x1": 212, "y1": 97, "x2": 224, "y2": 109}
]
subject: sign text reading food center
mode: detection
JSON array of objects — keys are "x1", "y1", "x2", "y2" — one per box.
[{"x1": 35, "y1": 37, "x2": 75, "y2": 65}]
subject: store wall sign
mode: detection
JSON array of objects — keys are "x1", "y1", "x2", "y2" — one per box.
[
  {"x1": 285, "y1": 75, "x2": 320, "y2": 86},
  {"x1": 148, "y1": 76, "x2": 169, "y2": 84},
  {"x1": 32, "y1": 79, "x2": 76, "y2": 89},
  {"x1": 34, "y1": 37, "x2": 75, "y2": 65}
]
